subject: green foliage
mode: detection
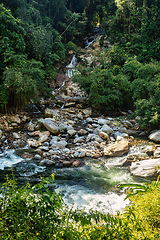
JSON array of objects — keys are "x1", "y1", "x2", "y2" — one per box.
[
  {"x1": 74, "y1": 67, "x2": 132, "y2": 112},
  {"x1": 1, "y1": 176, "x2": 160, "y2": 239}
]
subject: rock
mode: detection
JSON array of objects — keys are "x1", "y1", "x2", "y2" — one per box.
[
  {"x1": 77, "y1": 113, "x2": 83, "y2": 120},
  {"x1": 72, "y1": 160, "x2": 82, "y2": 167},
  {"x1": 78, "y1": 151, "x2": 86, "y2": 158},
  {"x1": 98, "y1": 118, "x2": 108, "y2": 125},
  {"x1": 104, "y1": 140, "x2": 130, "y2": 157},
  {"x1": 10, "y1": 115, "x2": 21, "y2": 124},
  {"x1": 78, "y1": 129, "x2": 88, "y2": 136},
  {"x1": 62, "y1": 161, "x2": 71, "y2": 167},
  {"x1": 122, "y1": 120, "x2": 133, "y2": 128},
  {"x1": 43, "y1": 119, "x2": 59, "y2": 135},
  {"x1": 73, "y1": 136, "x2": 85, "y2": 143},
  {"x1": 0, "y1": 130, "x2": 2, "y2": 139},
  {"x1": 28, "y1": 140, "x2": 39, "y2": 148},
  {"x1": 130, "y1": 158, "x2": 160, "y2": 179},
  {"x1": 30, "y1": 131, "x2": 41, "y2": 136},
  {"x1": 59, "y1": 123, "x2": 68, "y2": 133},
  {"x1": 154, "y1": 148, "x2": 160, "y2": 157},
  {"x1": 44, "y1": 108, "x2": 59, "y2": 119},
  {"x1": 38, "y1": 135, "x2": 49, "y2": 143},
  {"x1": 51, "y1": 140, "x2": 68, "y2": 149},
  {"x1": 99, "y1": 132, "x2": 109, "y2": 140},
  {"x1": 86, "y1": 117, "x2": 93, "y2": 123},
  {"x1": 149, "y1": 130, "x2": 160, "y2": 142},
  {"x1": 39, "y1": 146, "x2": 49, "y2": 151},
  {"x1": 12, "y1": 132, "x2": 21, "y2": 139},
  {"x1": 145, "y1": 146, "x2": 155, "y2": 156},
  {"x1": 39, "y1": 159, "x2": 55, "y2": 166},
  {"x1": 34, "y1": 154, "x2": 41, "y2": 160},
  {"x1": 67, "y1": 129, "x2": 76, "y2": 136},
  {"x1": 27, "y1": 124, "x2": 35, "y2": 132},
  {"x1": 50, "y1": 136, "x2": 59, "y2": 145},
  {"x1": 86, "y1": 134, "x2": 103, "y2": 143},
  {"x1": 101, "y1": 124, "x2": 113, "y2": 135},
  {"x1": 83, "y1": 109, "x2": 92, "y2": 117},
  {"x1": 39, "y1": 131, "x2": 50, "y2": 137}
]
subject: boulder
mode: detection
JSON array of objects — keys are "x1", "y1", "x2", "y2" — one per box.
[
  {"x1": 10, "y1": 115, "x2": 21, "y2": 124},
  {"x1": 67, "y1": 129, "x2": 76, "y2": 136},
  {"x1": 83, "y1": 108, "x2": 92, "y2": 117},
  {"x1": 99, "y1": 132, "x2": 109, "y2": 141},
  {"x1": 130, "y1": 158, "x2": 160, "y2": 179},
  {"x1": 44, "y1": 108, "x2": 59, "y2": 119},
  {"x1": 43, "y1": 119, "x2": 59, "y2": 135},
  {"x1": 12, "y1": 132, "x2": 20, "y2": 139},
  {"x1": 78, "y1": 129, "x2": 88, "y2": 136},
  {"x1": 104, "y1": 140, "x2": 130, "y2": 157},
  {"x1": 98, "y1": 118, "x2": 108, "y2": 125},
  {"x1": 38, "y1": 135, "x2": 49, "y2": 143},
  {"x1": 51, "y1": 140, "x2": 68, "y2": 149},
  {"x1": 101, "y1": 124, "x2": 113, "y2": 135},
  {"x1": 149, "y1": 131, "x2": 160, "y2": 142}
]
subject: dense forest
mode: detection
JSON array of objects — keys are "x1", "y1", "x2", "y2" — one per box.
[{"x1": 0, "y1": 0, "x2": 160, "y2": 128}]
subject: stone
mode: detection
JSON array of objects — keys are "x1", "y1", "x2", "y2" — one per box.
[
  {"x1": 99, "y1": 132, "x2": 109, "y2": 140},
  {"x1": 130, "y1": 158, "x2": 160, "y2": 179},
  {"x1": 43, "y1": 119, "x2": 59, "y2": 135},
  {"x1": 63, "y1": 161, "x2": 72, "y2": 167},
  {"x1": 73, "y1": 136, "x2": 85, "y2": 143},
  {"x1": 67, "y1": 129, "x2": 76, "y2": 136},
  {"x1": 72, "y1": 160, "x2": 81, "y2": 167},
  {"x1": 38, "y1": 135, "x2": 48, "y2": 143},
  {"x1": 10, "y1": 115, "x2": 21, "y2": 124},
  {"x1": 86, "y1": 134, "x2": 103, "y2": 143},
  {"x1": 28, "y1": 140, "x2": 39, "y2": 148},
  {"x1": 149, "y1": 131, "x2": 160, "y2": 142},
  {"x1": 34, "y1": 154, "x2": 41, "y2": 160},
  {"x1": 44, "y1": 108, "x2": 59, "y2": 119},
  {"x1": 51, "y1": 140, "x2": 68, "y2": 149},
  {"x1": 86, "y1": 117, "x2": 93, "y2": 123},
  {"x1": 98, "y1": 118, "x2": 108, "y2": 125},
  {"x1": 59, "y1": 123, "x2": 68, "y2": 132},
  {"x1": 27, "y1": 124, "x2": 35, "y2": 132},
  {"x1": 30, "y1": 131, "x2": 41, "y2": 136},
  {"x1": 39, "y1": 131, "x2": 50, "y2": 137},
  {"x1": 12, "y1": 132, "x2": 20, "y2": 139},
  {"x1": 104, "y1": 140, "x2": 130, "y2": 157},
  {"x1": 83, "y1": 109, "x2": 92, "y2": 117},
  {"x1": 78, "y1": 151, "x2": 86, "y2": 158},
  {"x1": 77, "y1": 113, "x2": 83, "y2": 119},
  {"x1": 101, "y1": 124, "x2": 113, "y2": 135},
  {"x1": 78, "y1": 129, "x2": 88, "y2": 136},
  {"x1": 0, "y1": 130, "x2": 2, "y2": 139}
]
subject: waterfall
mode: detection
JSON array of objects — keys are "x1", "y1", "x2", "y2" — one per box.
[{"x1": 66, "y1": 55, "x2": 80, "y2": 78}]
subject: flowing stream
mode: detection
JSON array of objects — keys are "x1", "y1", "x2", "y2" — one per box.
[{"x1": 0, "y1": 143, "x2": 149, "y2": 214}]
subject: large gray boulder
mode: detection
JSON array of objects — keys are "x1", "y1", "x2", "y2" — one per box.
[
  {"x1": 101, "y1": 124, "x2": 113, "y2": 135},
  {"x1": 149, "y1": 130, "x2": 160, "y2": 142},
  {"x1": 130, "y1": 158, "x2": 160, "y2": 179},
  {"x1": 43, "y1": 119, "x2": 59, "y2": 135}
]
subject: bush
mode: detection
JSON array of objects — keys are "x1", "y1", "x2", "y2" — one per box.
[{"x1": 1, "y1": 176, "x2": 160, "y2": 239}]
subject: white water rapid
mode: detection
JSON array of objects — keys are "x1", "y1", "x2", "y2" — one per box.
[{"x1": 66, "y1": 54, "x2": 80, "y2": 78}]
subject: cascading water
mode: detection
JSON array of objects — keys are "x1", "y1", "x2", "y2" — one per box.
[
  {"x1": 66, "y1": 54, "x2": 80, "y2": 78},
  {"x1": 0, "y1": 142, "x2": 149, "y2": 214}
]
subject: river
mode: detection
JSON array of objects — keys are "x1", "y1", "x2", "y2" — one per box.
[{"x1": 0, "y1": 142, "x2": 149, "y2": 215}]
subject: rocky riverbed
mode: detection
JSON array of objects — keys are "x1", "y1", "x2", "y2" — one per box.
[{"x1": 1, "y1": 102, "x2": 160, "y2": 182}]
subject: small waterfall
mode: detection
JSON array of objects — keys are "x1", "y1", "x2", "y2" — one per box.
[
  {"x1": 66, "y1": 55, "x2": 80, "y2": 78},
  {"x1": 84, "y1": 38, "x2": 95, "y2": 49}
]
